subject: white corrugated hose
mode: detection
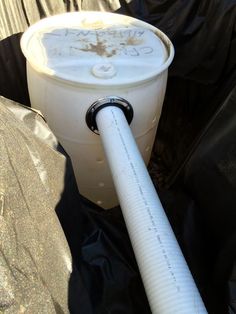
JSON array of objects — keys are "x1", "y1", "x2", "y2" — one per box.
[{"x1": 96, "y1": 106, "x2": 207, "y2": 314}]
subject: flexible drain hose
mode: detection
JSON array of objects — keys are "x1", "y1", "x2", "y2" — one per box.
[{"x1": 96, "y1": 106, "x2": 207, "y2": 314}]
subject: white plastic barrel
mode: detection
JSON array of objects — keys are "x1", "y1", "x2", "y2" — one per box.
[{"x1": 21, "y1": 11, "x2": 174, "y2": 209}]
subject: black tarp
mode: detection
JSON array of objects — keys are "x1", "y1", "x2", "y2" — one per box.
[{"x1": 0, "y1": 1, "x2": 236, "y2": 313}]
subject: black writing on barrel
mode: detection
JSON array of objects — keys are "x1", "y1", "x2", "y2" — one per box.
[{"x1": 42, "y1": 28, "x2": 155, "y2": 58}]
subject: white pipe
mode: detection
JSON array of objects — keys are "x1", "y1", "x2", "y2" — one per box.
[{"x1": 96, "y1": 106, "x2": 207, "y2": 314}]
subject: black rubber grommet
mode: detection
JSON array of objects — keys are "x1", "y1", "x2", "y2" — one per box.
[{"x1": 86, "y1": 96, "x2": 134, "y2": 134}]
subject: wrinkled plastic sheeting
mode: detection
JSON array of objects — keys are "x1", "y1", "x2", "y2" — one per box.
[
  {"x1": 116, "y1": 0, "x2": 236, "y2": 183},
  {"x1": 0, "y1": 96, "x2": 72, "y2": 313},
  {"x1": 0, "y1": 0, "x2": 127, "y2": 40},
  {"x1": 180, "y1": 86, "x2": 236, "y2": 314}
]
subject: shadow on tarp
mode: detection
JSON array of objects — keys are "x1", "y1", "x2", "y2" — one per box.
[{"x1": 55, "y1": 146, "x2": 151, "y2": 313}]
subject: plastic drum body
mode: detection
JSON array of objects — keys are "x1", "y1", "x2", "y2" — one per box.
[{"x1": 21, "y1": 11, "x2": 174, "y2": 208}]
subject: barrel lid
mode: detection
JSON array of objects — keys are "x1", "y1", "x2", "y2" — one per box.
[{"x1": 21, "y1": 12, "x2": 173, "y2": 87}]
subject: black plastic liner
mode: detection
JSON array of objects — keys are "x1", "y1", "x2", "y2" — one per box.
[{"x1": 0, "y1": 1, "x2": 236, "y2": 313}]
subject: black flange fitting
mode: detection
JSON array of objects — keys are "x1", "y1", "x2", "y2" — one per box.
[{"x1": 86, "y1": 96, "x2": 134, "y2": 135}]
